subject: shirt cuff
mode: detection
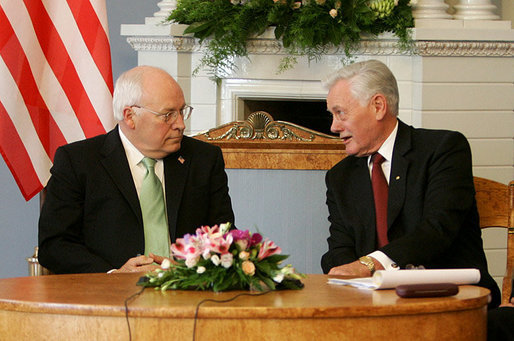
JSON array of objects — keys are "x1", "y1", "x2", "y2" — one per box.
[
  {"x1": 368, "y1": 251, "x2": 399, "y2": 271},
  {"x1": 107, "y1": 269, "x2": 117, "y2": 274}
]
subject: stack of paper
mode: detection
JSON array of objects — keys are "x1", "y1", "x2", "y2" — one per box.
[{"x1": 327, "y1": 269, "x2": 481, "y2": 290}]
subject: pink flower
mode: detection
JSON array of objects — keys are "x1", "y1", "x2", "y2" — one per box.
[
  {"x1": 250, "y1": 233, "x2": 262, "y2": 246},
  {"x1": 207, "y1": 233, "x2": 233, "y2": 254},
  {"x1": 170, "y1": 237, "x2": 189, "y2": 259},
  {"x1": 231, "y1": 229, "x2": 251, "y2": 250},
  {"x1": 257, "y1": 239, "x2": 282, "y2": 260},
  {"x1": 329, "y1": 9, "x2": 338, "y2": 18},
  {"x1": 171, "y1": 233, "x2": 203, "y2": 260}
]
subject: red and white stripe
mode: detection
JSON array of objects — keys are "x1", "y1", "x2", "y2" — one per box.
[{"x1": 0, "y1": 0, "x2": 115, "y2": 201}]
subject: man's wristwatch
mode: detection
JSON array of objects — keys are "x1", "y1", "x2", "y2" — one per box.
[{"x1": 359, "y1": 256, "x2": 376, "y2": 276}]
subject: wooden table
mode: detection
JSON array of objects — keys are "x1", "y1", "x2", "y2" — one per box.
[{"x1": 0, "y1": 273, "x2": 489, "y2": 340}]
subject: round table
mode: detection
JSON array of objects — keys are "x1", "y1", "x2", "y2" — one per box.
[{"x1": 0, "y1": 273, "x2": 489, "y2": 340}]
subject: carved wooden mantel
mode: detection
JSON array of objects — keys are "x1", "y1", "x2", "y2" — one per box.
[{"x1": 193, "y1": 112, "x2": 346, "y2": 170}]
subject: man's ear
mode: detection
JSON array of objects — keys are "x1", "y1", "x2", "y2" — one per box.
[
  {"x1": 371, "y1": 94, "x2": 388, "y2": 120},
  {"x1": 122, "y1": 107, "x2": 136, "y2": 129}
]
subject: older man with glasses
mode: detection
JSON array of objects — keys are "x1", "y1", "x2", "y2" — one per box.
[{"x1": 38, "y1": 66, "x2": 235, "y2": 274}]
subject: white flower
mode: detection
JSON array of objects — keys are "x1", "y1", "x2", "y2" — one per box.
[
  {"x1": 197, "y1": 266, "x2": 206, "y2": 274},
  {"x1": 161, "y1": 258, "x2": 171, "y2": 270},
  {"x1": 211, "y1": 254, "x2": 221, "y2": 266},
  {"x1": 273, "y1": 272, "x2": 284, "y2": 283},
  {"x1": 219, "y1": 222, "x2": 231, "y2": 233},
  {"x1": 185, "y1": 256, "x2": 199, "y2": 268},
  {"x1": 202, "y1": 248, "x2": 211, "y2": 260},
  {"x1": 329, "y1": 9, "x2": 338, "y2": 18},
  {"x1": 220, "y1": 253, "x2": 233, "y2": 268}
]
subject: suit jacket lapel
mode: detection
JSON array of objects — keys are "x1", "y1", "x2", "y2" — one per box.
[
  {"x1": 351, "y1": 156, "x2": 377, "y2": 250},
  {"x1": 388, "y1": 120, "x2": 411, "y2": 227},
  {"x1": 164, "y1": 148, "x2": 190, "y2": 242},
  {"x1": 100, "y1": 128, "x2": 142, "y2": 224}
]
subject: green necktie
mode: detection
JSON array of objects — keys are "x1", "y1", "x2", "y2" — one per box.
[{"x1": 140, "y1": 157, "x2": 170, "y2": 258}]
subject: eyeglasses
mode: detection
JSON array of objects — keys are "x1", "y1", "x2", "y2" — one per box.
[{"x1": 131, "y1": 105, "x2": 193, "y2": 124}]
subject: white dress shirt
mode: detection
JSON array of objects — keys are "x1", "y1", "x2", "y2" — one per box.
[
  {"x1": 366, "y1": 121, "x2": 399, "y2": 271},
  {"x1": 118, "y1": 127, "x2": 166, "y2": 198}
]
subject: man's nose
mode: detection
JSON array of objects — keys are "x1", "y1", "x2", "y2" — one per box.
[
  {"x1": 330, "y1": 118, "x2": 342, "y2": 134},
  {"x1": 172, "y1": 114, "x2": 186, "y2": 131}
]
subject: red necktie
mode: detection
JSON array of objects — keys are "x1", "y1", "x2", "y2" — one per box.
[{"x1": 372, "y1": 153, "x2": 389, "y2": 248}]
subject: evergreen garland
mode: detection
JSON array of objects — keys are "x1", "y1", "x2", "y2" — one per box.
[{"x1": 168, "y1": 0, "x2": 414, "y2": 79}]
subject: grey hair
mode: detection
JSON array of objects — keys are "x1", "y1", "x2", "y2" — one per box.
[
  {"x1": 323, "y1": 60, "x2": 399, "y2": 116},
  {"x1": 112, "y1": 66, "x2": 150, "y2": 121}
]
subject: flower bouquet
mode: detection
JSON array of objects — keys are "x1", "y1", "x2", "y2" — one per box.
[{"x1": 139, "y1": 223, "x2": 305, "y2": 292}]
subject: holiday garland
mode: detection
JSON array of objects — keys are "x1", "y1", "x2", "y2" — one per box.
[{"x1": 166, "y1": 0, "x2": 414, "y2": 78}]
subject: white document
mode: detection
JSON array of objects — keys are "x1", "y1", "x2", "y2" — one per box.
[{"x1": 327, "y1": 268, "x2": 481, "y2": 290}]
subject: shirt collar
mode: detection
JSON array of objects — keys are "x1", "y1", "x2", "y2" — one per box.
[
  {"x1": 368, "y1": 120, "x2": 398, "y2": 166},
  {"x1": 118, "y1": 126, "x2": 145, "y2": 167}
]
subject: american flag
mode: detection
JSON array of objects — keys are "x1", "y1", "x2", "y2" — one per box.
[{"x1": 0, "y1": 0, "x2": 115, "y2": 201}]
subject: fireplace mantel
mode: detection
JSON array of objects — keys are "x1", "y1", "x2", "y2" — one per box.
[{"x1": 121, "y1": 17, "x2": 513, "y2": 185}]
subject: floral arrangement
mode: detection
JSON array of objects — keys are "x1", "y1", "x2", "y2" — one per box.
[
  {"x1": 166, "y1": 0, "x2": 414, "y2": 78},
  {"x1": 139, "y1": 223, "x2": 305, "y2": 292}
]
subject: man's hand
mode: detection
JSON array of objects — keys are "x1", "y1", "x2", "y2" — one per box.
[
  {"x1": 148, "y1": 253, "x2": 178, "y2": 266},
  {"x1": 328, "y1": 257, "x2": 384, "y2": 277},
  {"x1": 111, "y1": 255, "x2": 160, "y2": 273}
]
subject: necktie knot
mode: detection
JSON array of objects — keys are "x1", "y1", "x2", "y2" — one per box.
[
  {"x1": 372, "y1": 153, "x2": 385, "y2": 166},
  {"x1": 141, "y1": 157, "x2": 157, "y2": 171}
]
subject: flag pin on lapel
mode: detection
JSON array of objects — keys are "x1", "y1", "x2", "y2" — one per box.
[{"x1": 178, "y1": 156, "x2": 185, "y2": 164}]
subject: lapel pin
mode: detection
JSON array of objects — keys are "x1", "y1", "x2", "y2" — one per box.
[
  {"x1": 178, "y1": 156, "x2": 185, "y2": 164},
  {"x1": 395, "y1": 176, "x2": 400, "y2": 180}
]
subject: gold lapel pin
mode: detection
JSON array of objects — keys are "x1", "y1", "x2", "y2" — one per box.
[{"x1": 395, "y1": 176, "x2": 400, "y2": 180}]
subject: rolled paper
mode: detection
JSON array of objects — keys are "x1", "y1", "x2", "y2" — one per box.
[{"x1": 328, "y1": 268, "x2": 481, "y2": 290}]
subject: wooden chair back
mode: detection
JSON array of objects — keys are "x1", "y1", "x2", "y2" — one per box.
[{"x1": 473, "y1": 177, "x2": 514, "y2": 304}]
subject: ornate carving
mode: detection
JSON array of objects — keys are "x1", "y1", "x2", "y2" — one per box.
[
  {"x1": 200, "y1": 111, "x2": 337, "y2": 142},
  {"x1": 415, "y1": 41, "x2": 513, "y2": 57},
  {"x1": 126, "y1": 35, "x2": 514, "y2": 57}
]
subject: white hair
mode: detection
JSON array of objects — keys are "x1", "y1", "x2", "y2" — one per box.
[{"x1": 323, "y1": 60, "x2": 399, "y2": 116}]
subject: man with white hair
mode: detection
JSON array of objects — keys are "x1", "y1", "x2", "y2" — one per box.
[
  {"x1": 39, "y1": 66, "x2": 234, "y2": 274},
  {"x1": 321, "y1": 59, "x2": 500, "y2": 308}
]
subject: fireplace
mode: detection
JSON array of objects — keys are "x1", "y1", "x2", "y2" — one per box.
[{"x1": 241, "y1": 99, "x2": 334, "y2": 137}]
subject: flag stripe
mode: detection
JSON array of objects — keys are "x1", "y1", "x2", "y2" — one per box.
[
  {"x1": 40, "y1": 0, "x2": 114, "y2": 133},
  {"x1": 0, "y1": 101, "x2": 43, "y2": 200},
  {"x1": 2, "y1": 1, "x2": 87, "y2": 143},
  {"x1": 23, "y1": 0, "x2": 106, "y2": 138},
  {"x1": 67, "y1": 0, "x2": 113, "y2": 92},
  {"x1": 0, "y1": 5, "x2": 67, "y2": 160},
  {"x1": 0, "y1": 0, "x2": 114, "y2": 200},
  {"x1": 0, "y1": 59, "x2": 52, "y2": 198}
]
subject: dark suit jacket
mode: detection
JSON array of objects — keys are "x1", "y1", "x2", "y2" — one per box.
[
  {"x1": 321, "y1": 120, "x2": 500, "y2": 308},
  {"x1": 38, "y1": 128, "x2": 235, "y2": 274}
]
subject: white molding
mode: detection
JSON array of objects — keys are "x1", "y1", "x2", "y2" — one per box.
[{"x1": 126, "y1": 35, "x2": 514, "y2": 57}]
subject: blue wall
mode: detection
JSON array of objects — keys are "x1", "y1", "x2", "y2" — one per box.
[{"x1": 0, "y1": 1, "x2": 156, "y2": 279}]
